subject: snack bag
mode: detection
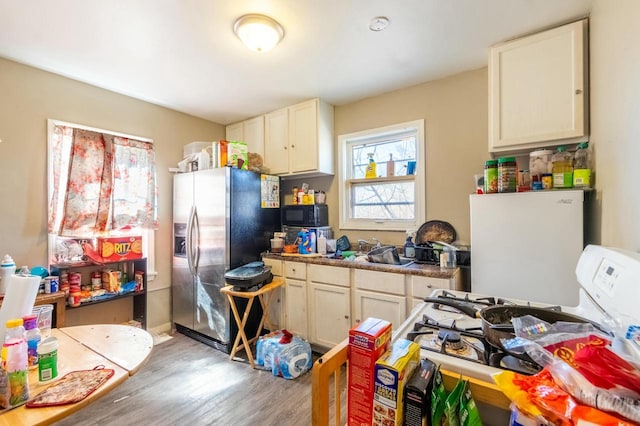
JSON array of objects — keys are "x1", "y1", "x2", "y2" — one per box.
[{"x1": 431, "y1": 366, "x2": 448, "y2": 425}]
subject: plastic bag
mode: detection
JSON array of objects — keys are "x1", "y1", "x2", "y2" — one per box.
[
  {"x1": 493, "y1": 368, "x2": 636, "y2": 425},
  {"x1": 431, "y1": 367, "x2": 447, "y2": 425},
  {"x1": 255, "y1": 330, "x2": 312, "y2": 379}
]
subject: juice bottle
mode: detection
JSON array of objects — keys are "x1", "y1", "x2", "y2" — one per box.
[
  {"x1": 551, "y1": 146, "x2": 573, "y2": 188},
  {"x1": 1, "y1": 318, "x2": 29, "y2": 408}
]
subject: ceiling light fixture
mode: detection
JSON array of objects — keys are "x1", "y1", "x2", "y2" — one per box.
[
  {"x1": 369, "y1": 16, "x2": 390, "y2": 32},
  {"x1": 233, "y1": 14, "x2": 284, "y2": 53}
]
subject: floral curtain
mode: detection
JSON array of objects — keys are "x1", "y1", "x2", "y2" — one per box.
[{"x1": 48, "y1": 124, "x2": 157, "y2": 237}]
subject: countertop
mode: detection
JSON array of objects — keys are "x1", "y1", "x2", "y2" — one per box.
[{"x1": 263, "y1": 253, "x2": 459, "y2": 279}]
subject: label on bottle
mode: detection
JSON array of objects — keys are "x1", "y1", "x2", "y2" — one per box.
[
  {"x1": 405, "y1": 245, "x2": 415, "y2": 258},
  {"x1": 553, "y1": 171, "x2": 573, "y2": 188},
  {"x1": 573, "y1": 169, "x2": 591, "y2": 187},
  {"x1": 38, "y1": 348, "x2": 58, "y2": 382}
]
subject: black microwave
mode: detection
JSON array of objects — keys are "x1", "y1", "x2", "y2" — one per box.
[{"x1": 281, "y1": 204, "x2": 328, "y2": 227}]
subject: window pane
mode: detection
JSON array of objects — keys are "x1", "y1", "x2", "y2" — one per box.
[
  {"x1": 351, "y1": 181, "x2": 415, "y2": 220},
  {"x1": 350, "y1": 136, "x2": 416, "y2": 178}
]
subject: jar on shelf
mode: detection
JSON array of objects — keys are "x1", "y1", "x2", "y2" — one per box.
[
  {"x1": 497, "y1": 157, "x2": 517, "y2": 193},
  {"x1": 484, "y1": 160, "x2": 498, "y2": 193}
]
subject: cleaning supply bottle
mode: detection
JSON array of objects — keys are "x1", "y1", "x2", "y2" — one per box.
[
  {"x1": 551, "y1": 146, "x2": 573, "y2": 188},
  {"x1": 317, "y1": 230, "x2": 327, "y2": 255},
  {"x1": 365, "y1": 153, "x2": 377, "y2": 179},
  {"x1": 403, "y1": 231, "x2": 415, "y2": 258},
  {"x1": 0, "y1": 255, "x2": 16, "y2": 294},
  {"x1": 573, "y1": 142, "x2": 592, "y2": 188},
  {"x1": 1, "y1": 318, "x2": 29, "y2": 407},
  {"x1": 387, "y1": 153, "x2": 395, "y2": 177}
]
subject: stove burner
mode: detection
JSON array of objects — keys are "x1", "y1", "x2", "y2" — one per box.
[{"x1": 437, "y1": 330, "x2": 463, "y2": 350}]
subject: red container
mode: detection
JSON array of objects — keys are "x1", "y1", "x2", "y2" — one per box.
[{"x1": 347, "y1": 318, "x2": 392, "y2": 426}]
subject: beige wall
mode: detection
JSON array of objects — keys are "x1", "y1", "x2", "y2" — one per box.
[
  {"x1": 0, "y1": 57, "x2": 224, "y2": 331},
  {"x1": 590, "y1": 0, "x2": 640, "y2": 251},
  {"x1": 325, "y1": 68, "x2": 488, "y2": 247}
]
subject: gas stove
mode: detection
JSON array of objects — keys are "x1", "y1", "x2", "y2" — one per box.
[
  {"x1": 396, "y1": 289, "x2": 552, "y2": 382},
  {"x1": 395, "y1": 245, "x2": 640, "y2": 383}
]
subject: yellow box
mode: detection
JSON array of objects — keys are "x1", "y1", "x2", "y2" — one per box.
[{"x1": 372, "y1": 339, "x2": 420, "y2": 426}]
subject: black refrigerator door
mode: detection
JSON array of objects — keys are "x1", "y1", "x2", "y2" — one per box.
[{"x1": 228, "y1": 168, "x2": 281, "y2": 268}]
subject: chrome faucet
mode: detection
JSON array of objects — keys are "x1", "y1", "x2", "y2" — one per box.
[{"x1": 371, "y1": 237, "x2": 382, "y2": 248}]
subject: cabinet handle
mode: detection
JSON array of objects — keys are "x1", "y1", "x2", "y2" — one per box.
[
  {"x1": 284, "y1": 146, "x2": 288, "y2": 150},
  {"x1": 291, "y1": 144, "x2": 295, "y2": 148},
  {"x1": 427, "y1": 284, "x2": 432, "y2": 288},
  {"x1": 575, "y1": 89, "x2": 583, "y2": 94},
  {"x1": 344, "y1": 315, "x2": 349, "y2": 319}
]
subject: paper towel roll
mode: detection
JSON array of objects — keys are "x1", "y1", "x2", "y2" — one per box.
[{"x1": 0, "y1": 274, "x2": 41, "y2": 343}]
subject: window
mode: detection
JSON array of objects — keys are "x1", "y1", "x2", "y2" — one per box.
[
  {"x1": 339, "y1": 119, "x2": 425, "y2": 231},
  {"x1": 47, "y1": 119, "x2": 157, "y2": 277}
]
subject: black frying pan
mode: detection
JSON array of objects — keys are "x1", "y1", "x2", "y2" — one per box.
[{"x1": 423, "y1": 297, "x2": 606, "y2": 354}]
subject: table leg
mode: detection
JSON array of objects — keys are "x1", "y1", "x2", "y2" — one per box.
[{"x1": 226, "y1": 294, "x2": 256, "y2": 368}]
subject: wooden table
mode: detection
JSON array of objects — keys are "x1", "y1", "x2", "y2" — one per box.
[
  {"x1": 220, "y1": 277, "x2": 284, "y2": 368},
  {"x1": 0, "y1": 324, "x2": 153, "y2": 426},
  {"x1": 0, "y1": 291, "x2": 66, "y2": 328}
]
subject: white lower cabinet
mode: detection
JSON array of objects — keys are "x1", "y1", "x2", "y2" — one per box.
[
  {"x1": 353, "y1": 269, "x2": 407, "y2": 330},
  {"x1": 307, "y1": 264, "x2": 351, "y2": 348},
  {"x1": 353, "y1": 289, "x2": 407, "y2": 331},
  {"x1": 284, "y1": 261, "x2": 308, "y2": 339},
  {"x1": 262, "y1": 257, "x2": 283, "y2": 330},
  {"x1": 309, "y1": 283, "x2": 351, "y2": 348}
]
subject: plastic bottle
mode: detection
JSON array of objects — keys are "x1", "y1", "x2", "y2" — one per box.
[
  {"x1": 573, "y1": 142, "x2": 592, "y2": 188},
  {"x1": 552, "y1": 146, "x2": 574, "y2": 188},
  {"x1": 387, "y1": 153, "x2": 395, "y2": 177},
  {"x1": 196, "y1": 148, "x2": 210, "y2": 170},
  {"x1": 317, "y1": 230, "x2": 327, "y2": 255},
  {"x1": 365, "y1": 153, "x2": 377, "y2": 179},
  {"x1": 1, "y1": 318, "x2": 29, "y2": 407},
  {"x1": 23, "y1": 314, "x2": 41, "y2": 370},
  {"x1": 0, "y1": 254, "x2": 16, "y2": 294},
  {"x1": 403, "y1": 232, "x2": 415, "y2": 258}
]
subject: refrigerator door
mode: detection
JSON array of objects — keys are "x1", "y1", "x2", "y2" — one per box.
[
  {"x1": 193, "y1": 169, "x2": 229, "y2": 343},
  {"x1": 172, "y1": 172, "x2": 195, "y2": 330},
  {"x1": 470, "y1": 190, "x2": 584, "y2": 305}
]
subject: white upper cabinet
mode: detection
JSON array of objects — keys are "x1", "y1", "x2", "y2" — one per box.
[
  {"x1": 489, "y1": 19, "x2": 588, "y2": 153},
  {"x1": 225, "y1": 115, "x2": 265, "y2": 158},
  {"x1": 264, "y1": 98, "x2": 334, "y2": 178}
]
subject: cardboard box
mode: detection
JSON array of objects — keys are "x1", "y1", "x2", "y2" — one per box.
[
  {"x1": 96, "y1": 236, "x2": 143, "y2": 262},
  {"x1": 372, "y1": 339, "x2": 420, "y2": 426},
  {"x1": 404, "y1": 358, "x2": 437, "y2": 426},
  {"x1": 228, "y1": 141, "x2": 248, "y2": 170},
  {"x1": 347, "y1": 318, "x2": 392, "y2": 426}
]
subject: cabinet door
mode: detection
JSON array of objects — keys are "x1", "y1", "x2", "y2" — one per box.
[
  {"x1": 243, "y1": 116, "x2": 265, "y2": 158},
  {"x1": 264, "y1": 107, "x2": 290, "y2": 175},
  {"x1": 489, "y1": 19, "x2": 587, "y2": 151},
  {"x1": 284, "y1": 278, "x2": 307, "y2": 339},
  {"x1": 353, "y1": 289, "x2": 406, "y2": 331},
  {"x1": 289, "y1": 99, "x2": 318, "y2": 173},
  {"x1": 263, "y1": 258, "x2": 283, "y2": 329},
  {"x1": 226, "y1": 122, "x2": 243, "y2": 143},
  {"x1": 308, "y1": 283, "x2": 351, "y2": 348}
]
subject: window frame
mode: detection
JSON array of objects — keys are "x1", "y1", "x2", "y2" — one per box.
[
  {"x1": 46, "y1": 119, "x2": 156, "y2": 280},
  {"x1": 338, "y1": 119, "x2": 426, "y2": 231}
]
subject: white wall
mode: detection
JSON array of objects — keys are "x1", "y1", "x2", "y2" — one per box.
[{"x1": 590, "y1": 0, "x2": 640, "y2": 250}]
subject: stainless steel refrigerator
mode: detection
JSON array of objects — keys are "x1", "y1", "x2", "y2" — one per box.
[{"x1": 172, "y1": 167, "x2": 280, "y2": 353}]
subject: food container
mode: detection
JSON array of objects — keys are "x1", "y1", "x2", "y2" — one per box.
[
  {"x1": 529, "y1": 149, "x2": 553, "y2": 188},
  {"x1": 270, "y1": 238, "x2": 284, "y2": 253}
]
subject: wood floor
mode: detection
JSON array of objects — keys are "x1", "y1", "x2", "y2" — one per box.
[{"x1": 55, "y1": 332, "x2": 316, "y2": 426}]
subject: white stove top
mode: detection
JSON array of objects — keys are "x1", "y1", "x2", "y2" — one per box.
[{"x1": 396, "y1": 245, "x2": 640, "y2": 383}]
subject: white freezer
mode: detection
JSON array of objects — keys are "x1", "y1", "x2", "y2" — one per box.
[{"x1": 470, "y1": 190, "x2": 587, "y2": 305}]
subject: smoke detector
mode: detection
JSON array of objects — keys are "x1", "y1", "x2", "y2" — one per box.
[{"x1": 369, "y1": 16, "x2": 390, "y2": 32}]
